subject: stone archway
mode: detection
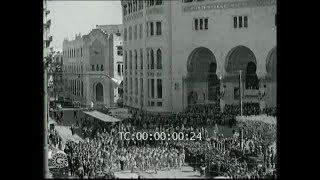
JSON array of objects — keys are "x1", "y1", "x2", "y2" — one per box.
[
  {"x1": 225, "y1": 45, "x2": 259, "y2": 89},
  {"x1": 95, "y1": 82, "x2": 104, "y2": 103},
  {"x1": 266, "y1": 47, "x2": 277, "y2": 107},
  {"x1": 186, "y1": 47, "x2": 220, "y2": 105},
  {"x1": 266, "y1": 47, "x2": 277, "y2": 81}
]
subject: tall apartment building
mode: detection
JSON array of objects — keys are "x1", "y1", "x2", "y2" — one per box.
[
  {"x1": 62, "y1": 25, "x2": 123, "y2": 108},
  {"x1": 43, "y1": 0, "x2": 52, "y2": 65},
  {"x1": 51, "y1": 52, "x2": 63, "y2": 101},
  {"x1": 121, "y1": 0, "x2": 276, "y2": 113}
]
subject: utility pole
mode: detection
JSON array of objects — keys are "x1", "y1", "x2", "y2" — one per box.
[
  {"x1": 239, "y1": 70, "x2": 244, "y2": 150},
  {"x1": 239, "y1": 70, "x2": 243, "y2": 116}
]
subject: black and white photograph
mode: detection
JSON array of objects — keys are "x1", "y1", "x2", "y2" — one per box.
[{"x1": 44, "y1": 0, "x2": 277, "y2": 178}]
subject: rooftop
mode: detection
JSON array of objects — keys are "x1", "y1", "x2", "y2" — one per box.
[{"x1": 96, "y1": 24, "x2": 123, "y2": 35}]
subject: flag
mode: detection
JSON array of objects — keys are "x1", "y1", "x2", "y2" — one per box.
[
  {"x1": 90, "y1": 101, "x2": 94, "y2": 109},
  {"x1": 111, "y1": 77, "x2": 122, "y2": 86},
  {"x1": 105, "y1": 74, "x2": 122, "y2": 87}
]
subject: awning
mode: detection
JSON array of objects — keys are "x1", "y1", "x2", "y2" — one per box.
[
  {"x1": 83, "y1": 110, "x2": 122, "y2": 123},
  {"x1": 108, "y1": 108, "x2": 132, "y2": 119}
]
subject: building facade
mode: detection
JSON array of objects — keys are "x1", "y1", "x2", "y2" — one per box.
[
  {"x1": 62, "y1": 25, "x2": 123, "y2": 108},
  {"x1": 51, "y1": 52, "x2": 64, "y2": 101},
  {"x1": 121, "y1": 0, "x2": 276, "y2": 113},
  {"x1": 43, "y1": 0, "x2": 52, "y2": 62}
]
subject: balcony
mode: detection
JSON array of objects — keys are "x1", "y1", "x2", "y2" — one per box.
[
  {"x1": 45, "y1": 9, "x2": 50, "y2": 16},
  {"x1": 44, "y1": 36, "x2": 53, "y2": 47},
  {"x1": 44, "y1": 19, "x2": 51, "y2": 28}
]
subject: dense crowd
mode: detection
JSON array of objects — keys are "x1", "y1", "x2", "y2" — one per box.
[
  {"x1": 57, "y1": 103, "x2": 276, "y2": 179},
  {"x1": 129, "y1": 104, "x2": 276, "y2": 128},
  {"x1": 48, "y1": 128, "x2": 63, "y2": 150},
  {"x1": 63, "y1": 125, "x2": 191, "y2": 178},
  {"x1": 173, "y1": 122, "x2": 277, "y2": 178}
]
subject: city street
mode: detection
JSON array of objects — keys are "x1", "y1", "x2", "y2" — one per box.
[
  {"x1": 50, "y1": 108, "x2": 206, "y2": 178},
  {"x1": 51, "y1": 108, "x2": 236, "y2": 142},
  {"x1": 50, "y1": 108, "x2": 86, "y2": 143}
]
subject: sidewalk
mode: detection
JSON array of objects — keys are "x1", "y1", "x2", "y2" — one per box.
[
  {"x1": 49, "y1": 116, "x2": 83, "y2": 143},
  {"x1": 55, "y1": 125, "x2": 84, "y2": 143}
]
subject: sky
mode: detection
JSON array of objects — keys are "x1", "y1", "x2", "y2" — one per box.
[{"x1": 47, "y1": 0, "x2": 122, "y2": 51}]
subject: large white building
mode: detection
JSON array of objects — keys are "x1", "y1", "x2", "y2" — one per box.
[
  {"x1": 62, "y1": 25, "x2": 123, "y2": 108},
  {"x1": 121, "y1": 0, "x2": 276, "y2": 113}
]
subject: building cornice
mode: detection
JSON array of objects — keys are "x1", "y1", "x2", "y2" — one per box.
[{"x1": 182, "y1": 0, "x2": 276, "y2": 12}]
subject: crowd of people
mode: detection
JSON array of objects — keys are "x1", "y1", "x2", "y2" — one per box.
[
  {"x1": 48, "y1": 128, "x2": 63, "y2": 150},
  {"x1": 173, "y1": 122, "x2": 277, "y2": 179},
  {"x1": 63, "y1": 125, "x2": 191, "y2": 178},
  {"x1": 129, "y1": 104, "x2": 276, "y2": 128},
  {"x1": 51, "y1": 102, "x2": 276, "y2": 179}
]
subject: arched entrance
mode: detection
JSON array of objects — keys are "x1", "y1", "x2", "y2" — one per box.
[
  {"x1": 225, "y1": 46, "x2": 259, "y2": 108},
  {"x1": 266, "y1": 47, "x2": 277, "y2": 107},
  {"x1": 95, "y1": 83, "x2": 103, "y2": 103},
  {"x1": 246, "y1": 61, "x2": 259, "y2": 89},
  {"x1": 186, "y1": 47, "x2": 220, "y2": 105},
  {"x1": 266, "y1": 47, "x2": 277, "y2": 81},
  {"x1": 225, "y1": 45, "x2": 258, "y2": 88}
]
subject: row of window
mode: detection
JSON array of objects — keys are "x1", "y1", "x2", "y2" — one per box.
[
  {"x1": 63, "y1": 47, "x2": 83, "y2": 59},
  {"x1": 233, "y1": 16, "x2": 248, "y2": 28},
  {"x1": 147, "y1": 21, "x2": 162, "y2": 36},
  {"x1": 124, "y1": 48, "x2": 162, "y2": 71},
  {"x1": 65, "y1": 64, "x2": 83, "y2": 75},
  {"x1": 148, "y1": 79, "x2": 162, "y2": 99},
  {"x1": 123, "y1": 0, "x2": 163, "y2": 16},
  {"x1": 123, "y1": 0, "x2": 143, "y2": 16},
  {"x1": 117, "y1": 63, "x2": 124, "y2": 76},
  {"x1": 193, "y1": 16, "x2": 248, "y2": 31},
  {"x1": 117, "y1": 46, "x2": 123, "y2": 56},
  {"x1": 124, "y1": 24, "x2": 143, "y2": 41},
  {"x1": 193, "y1": 14, "x2": 277, "y2": 30},
  {"x1": 91, "y1": 64, "x2": 104, "y2": 71},
  {"x1": 68, "y1": 79, "x2": 84, "y2": 98},
  {"x1": 124, "y1": 77, "x2": 143, "y2": 96},
  {"x1": 124, "y1": 78, "x2": 162, "y2": 99},
  {"x1": 124, "y1": 21, "x2": 162, "y2": 41},
  {"x1": 194, "y1": 18, "x2": 208, "y2": 30}
]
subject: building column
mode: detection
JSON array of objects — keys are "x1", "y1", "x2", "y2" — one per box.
[
  {"x1": 85, "y1": 76, "x2": 91, "y2": 107},
  {"x1": 155, "y1": 77, "x2": 158, "y2": 100},
  {"x1": 148, "y1": 78, "x2": 151, "y2": 105}
]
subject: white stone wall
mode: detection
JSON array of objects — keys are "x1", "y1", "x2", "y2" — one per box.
[
  {"x1": 122, "y1": 0, "x2": 277, "y2": 112},
  {"x1": 112, "y1": 33, "x2": 124, "y2": 105},
  {"x1": 63, "y1": 28, "x2": 122, "y2": 108},
  {"x1": 170, "y1": 0, "x2": 276, "y2": 112}
]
